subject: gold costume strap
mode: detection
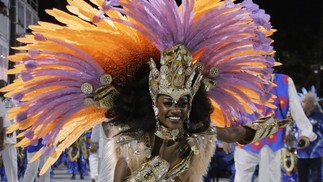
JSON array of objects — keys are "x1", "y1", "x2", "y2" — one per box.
[
  {"x1": 238, "y1": 115, "x2": 292, "y2": 145},
  {"x1": 127, "y1": 156, "x2": 170, "y2": 182}
]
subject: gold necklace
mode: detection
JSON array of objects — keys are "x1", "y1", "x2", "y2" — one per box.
[{"x1": 154, "y1": 123, "x2": 185, "y2": 141}]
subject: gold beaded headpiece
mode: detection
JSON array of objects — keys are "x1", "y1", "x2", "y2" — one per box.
[{"x1": 148, "y1": 45, "x2": 204, "y2": 115}]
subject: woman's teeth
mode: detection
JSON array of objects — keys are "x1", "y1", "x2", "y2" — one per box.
[{"x1": 169, "y1": 116, "x2": 180, "y2": 120}]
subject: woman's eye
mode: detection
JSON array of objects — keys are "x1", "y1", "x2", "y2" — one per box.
[
  {"x1": 177, "y1": 101, "x2": 188, "y2": 108},
  {"x1": 163, "y1": 101, "x2": 173, "y2": 107}
]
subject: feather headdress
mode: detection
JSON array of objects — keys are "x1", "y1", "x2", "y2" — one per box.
[{"x1": 1, "y1": 0, "x2": 277, "y2": 174}]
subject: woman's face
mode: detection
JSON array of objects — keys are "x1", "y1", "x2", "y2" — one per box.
[{"x1": 156, "y1": 94, "x2": 190, "y2": 129}]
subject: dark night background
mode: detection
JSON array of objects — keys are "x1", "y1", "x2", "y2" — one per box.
[{"x1": 38, "y1": 0, "x2": 323, "y2": 96}]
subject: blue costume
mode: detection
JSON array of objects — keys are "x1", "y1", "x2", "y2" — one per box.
[
  {"x1": 67, "y1": 133, "x2": 89, "y2": 180},
  {"x1": 234, "y1": 73, "x2": 316, "y2": 182},
  {"x1": 240, "y1": 74, "x2": 289, "y2": 153},
  {"x1": 296, "y1": 108, "x2": 323, "y2": 182}
]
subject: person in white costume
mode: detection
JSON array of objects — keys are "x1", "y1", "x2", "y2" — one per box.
[
  {"x1": 89, "y1": 124, "x2": 100, "y2": 182},
  {"x1": 89, "y1": 121, "x2": 115, "y2": 182},
  {"x1": 22, "y1": 139, "x2": 51, "y2": 182},
  {"x1": 231, "y1": 74, "x2": 317, "y2": 182}
]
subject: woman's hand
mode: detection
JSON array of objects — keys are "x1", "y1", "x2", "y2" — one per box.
[{"x1": 158, "y1": 139, "x2": 190, "y2": 166}]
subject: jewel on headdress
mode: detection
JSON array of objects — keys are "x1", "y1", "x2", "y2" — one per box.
[
  {"x1": 100, "y1": 74, "x2": 113, "y2": 85},
  {"x1": 148, "y1": 44, "x2": 203, "y2": 104},
  {"x1": 83, "y1": 98, "x2": 95, "y2": 106},
  {"x1": 81, "y1": 74, "x2": 117, "y2": 108},
  {"x1": 81, "y1": 82, "x2": 94, "y2": 94},
  {"x1": 208, "y1": 67, "x2": 220, "y2": 77},
  {"x1": 148, "y1": 44, "x2": 206, "y2": 125},
  {"x1": 94, "y1": 85, "x2": 118, "y2": 108}
]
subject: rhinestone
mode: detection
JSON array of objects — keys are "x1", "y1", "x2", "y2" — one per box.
[
  {"x1": 100, "y1": 74, "x2": 112, "y2": 85},
  {"x1": 116, "y1": 137, "x2": 125, "y2": 144},
  {"x1": 134, "y1": 150, "x2": 141, "y2": 155},
  {"x1": 81, "y1": 82, "x2": 93, "y2": 94},
  {"x1": 160, "y1": 66, "x2": 168, "y2": 73},
  {"x1": 209, "y1": 67, "x2": 219, "y2": 77},
  {"x1": 83, "y1": 98, "x2": 95, "y2": 106},
  {"x1": 195, "y1": 62, "x2": 205, "y2": 72}
]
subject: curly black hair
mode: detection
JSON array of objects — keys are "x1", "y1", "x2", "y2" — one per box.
[{"x1": 109, "y1": 63, "x2": 213, "y2": 134}]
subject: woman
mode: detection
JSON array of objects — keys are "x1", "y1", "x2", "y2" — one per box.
[
  {"x1": 110, "y1": 57, "x2": 217, "y2": 181},
  {"x1": 1, "y1": 0, "x2": 286, "y2": 180},
  {"x1": 108, "y1": 49, "x2": 289, "y2": 181}
]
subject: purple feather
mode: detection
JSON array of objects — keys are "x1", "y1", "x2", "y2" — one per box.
[
  {"x1": 24, "y1": 60, "x2": 38, "y2": 69},
  {"x1": 34, "y1": 33, "x2": 46, "y2": 41},
  {"x1": 34, "y1": 57, "x2": 96, "y2": 76},
  {"x1": 47, "y1": 38, "x2": 104, "y2": 74},
  {"x1": 50, "y1": 104, "x2": 87, "y2": 144},
  {"x1": 30, "y1": 99, "x2": 84, "y2": 138},
  {"x1": 28, "y1": 49, "x2": 41, "y2": 57},
  {"x1": 38, "y1": 51, "x2": 103, "y2": 77},
  {"x1": 24, "y1": 130, "x2": 34, "y2": 139},
  {"x1": 33, "y1": 69, "x2": 96, "y2": 81},
  {"x1": 12, "y1": 93, "x2": 24, "y2": 101},
  {"x1": 26, "y1": 93, "x2": 83, "y2": 117}
]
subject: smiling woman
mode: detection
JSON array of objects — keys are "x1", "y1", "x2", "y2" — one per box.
[
  {"x1": 110, "y1": 60, "x2": 218, "y2": 181},
  {"x1": 2, "y1": 0, "x2": 293, "y2": 181},
  {"x1": 109, "y1": 53, "x2": 291, "y2": 181}
]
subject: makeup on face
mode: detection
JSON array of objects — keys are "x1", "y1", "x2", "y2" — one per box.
[{"x1": 156, "y1": 95, "x2": 190, "y2": 129}]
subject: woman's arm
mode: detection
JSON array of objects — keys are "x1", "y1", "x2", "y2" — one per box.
[
  {"x1": 114, "y1": 158, "x2": 131, "y2": 182},
  {"x1": 216, "y1": 126, "x2": 255, "y2": 143},
  {"x1": 217, "y1": 115, "x2": 291, "y2": 144}
]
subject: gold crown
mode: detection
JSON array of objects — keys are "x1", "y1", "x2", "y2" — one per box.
[{"x1": 148, "y1": 45, "x2": 204, "y2": 106}]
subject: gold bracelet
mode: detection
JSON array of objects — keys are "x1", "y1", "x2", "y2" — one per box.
[
  {"x1": 249, "y1": 115, "x2": 278, "y2": 143},
  {"x1": 148, "y1": 156, "x2": 170, "y2": 179},
  {"x1": 128, "y1": 166, "x2": 155, "y2": 182},
  {"x1": 241, "y1": 115, "x2": 292, "y2": 144},
  {"x1": 127, "y1": 156, "x2": 170, "y2": 182}
]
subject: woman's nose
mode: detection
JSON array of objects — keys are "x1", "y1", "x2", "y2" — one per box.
[{"x1": 169, "y1": 105, "x2": 181, "y2": 113}]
